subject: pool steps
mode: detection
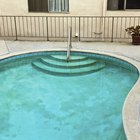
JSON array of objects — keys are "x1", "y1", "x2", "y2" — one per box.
[
  {"x1": 40, "y1": 58, "x2": 97, "y2": 69},
  {"x1": 46, "y1": 55, "x2": 89, "y2": 62},
  {"x1": 32, "y1": 55, "x2": 105, "y2": 76}
]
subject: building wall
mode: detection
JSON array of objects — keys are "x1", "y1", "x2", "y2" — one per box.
[
  {"x1": 0, "y1": 0, "x2": 140, "y2": 16},
  {"x1": 0, "y1": 0, "x2": 28, "y2": 15},
  {"x1": 0, "y1": 0, "x2": 103, "y2": 16}
]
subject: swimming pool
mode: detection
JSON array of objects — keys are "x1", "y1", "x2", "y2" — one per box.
[{"x1": 0, "y1": 51, "x2": 138, "y2": 140}]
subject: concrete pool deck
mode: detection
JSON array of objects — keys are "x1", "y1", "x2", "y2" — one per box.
[{"x1": 0, "y1": 40, "x2": 140, "y2": 140}]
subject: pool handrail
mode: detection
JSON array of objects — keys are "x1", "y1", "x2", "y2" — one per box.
[{"x1": 67, "y1": 26, "x2": 72, "y2": 62}]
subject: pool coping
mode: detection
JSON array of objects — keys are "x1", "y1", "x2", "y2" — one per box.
[{"x1": 0, "y1": 48, "x2": 140, "y2": 140}]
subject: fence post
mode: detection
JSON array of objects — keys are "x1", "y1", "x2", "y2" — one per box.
[
  {"x1": 14, "y1": 16, "x2": 18, "y2": 40},
  {"x1": 111, "y1": 17, "x2": 114, "y2": 42},
  {"x1": 78, "y1": 17, "x2": 81, "y2": 41}
]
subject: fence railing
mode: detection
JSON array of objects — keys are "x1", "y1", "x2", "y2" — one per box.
[{"x1": 0, "y1": 16, "x2": 139, "y2": 42}]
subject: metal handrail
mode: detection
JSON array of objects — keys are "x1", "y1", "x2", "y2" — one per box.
[{"x1": 66, "y1": 27, "x2": 72, "y2": 62}]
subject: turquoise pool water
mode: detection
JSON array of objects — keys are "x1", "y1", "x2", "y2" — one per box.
[{"x1": 0, "y1": 52, "x2": 138, "y2": 140}]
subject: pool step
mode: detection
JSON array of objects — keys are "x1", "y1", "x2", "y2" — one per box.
[
  {"x1": 32, "y1": 55, "x2": 106, "y2": 76},
  {"x1": 51, "y1": 55, "x2": 86, "y2": 60},
  {"x1": 46, "y1": 55, "x2": 89, "y2": 62},
  {"x1": 41, "y1": 57, "x2": 96, "y2": 66},
  {"x1": 40, "y1": 58, "x2": 97, "y2": 69},
  {"x1": 32, "y1": 61, "x2": 105, "y2": 76}
]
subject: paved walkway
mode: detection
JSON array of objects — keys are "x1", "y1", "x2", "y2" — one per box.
[{"x1": 0, "y1": 40, "x2": 140, "y2": 62}]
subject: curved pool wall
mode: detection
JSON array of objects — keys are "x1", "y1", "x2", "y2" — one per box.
[
  {"x1": 0, "y1": 51, "x2": 139, "y2": 140},
  {"x1": 0, "y1": 51, "x2": 139, "y2": 74}
]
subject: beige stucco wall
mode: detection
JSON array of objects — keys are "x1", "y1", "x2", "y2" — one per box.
[
  {"x1": 0, "y1": 0, "x2": 140, "y2": 16},
  {"x1": 106, "y1": 11, "x2": 140, "y2": 16},
  {"x1": 70, "y1": 0, "x2": 104, "y2": 16},
  {"x1": 0, "y1": 0, "x2": 104, "y2": 16},
  {"x1": 0, "y1": 0, "x2": 28, "y2": 15}
]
